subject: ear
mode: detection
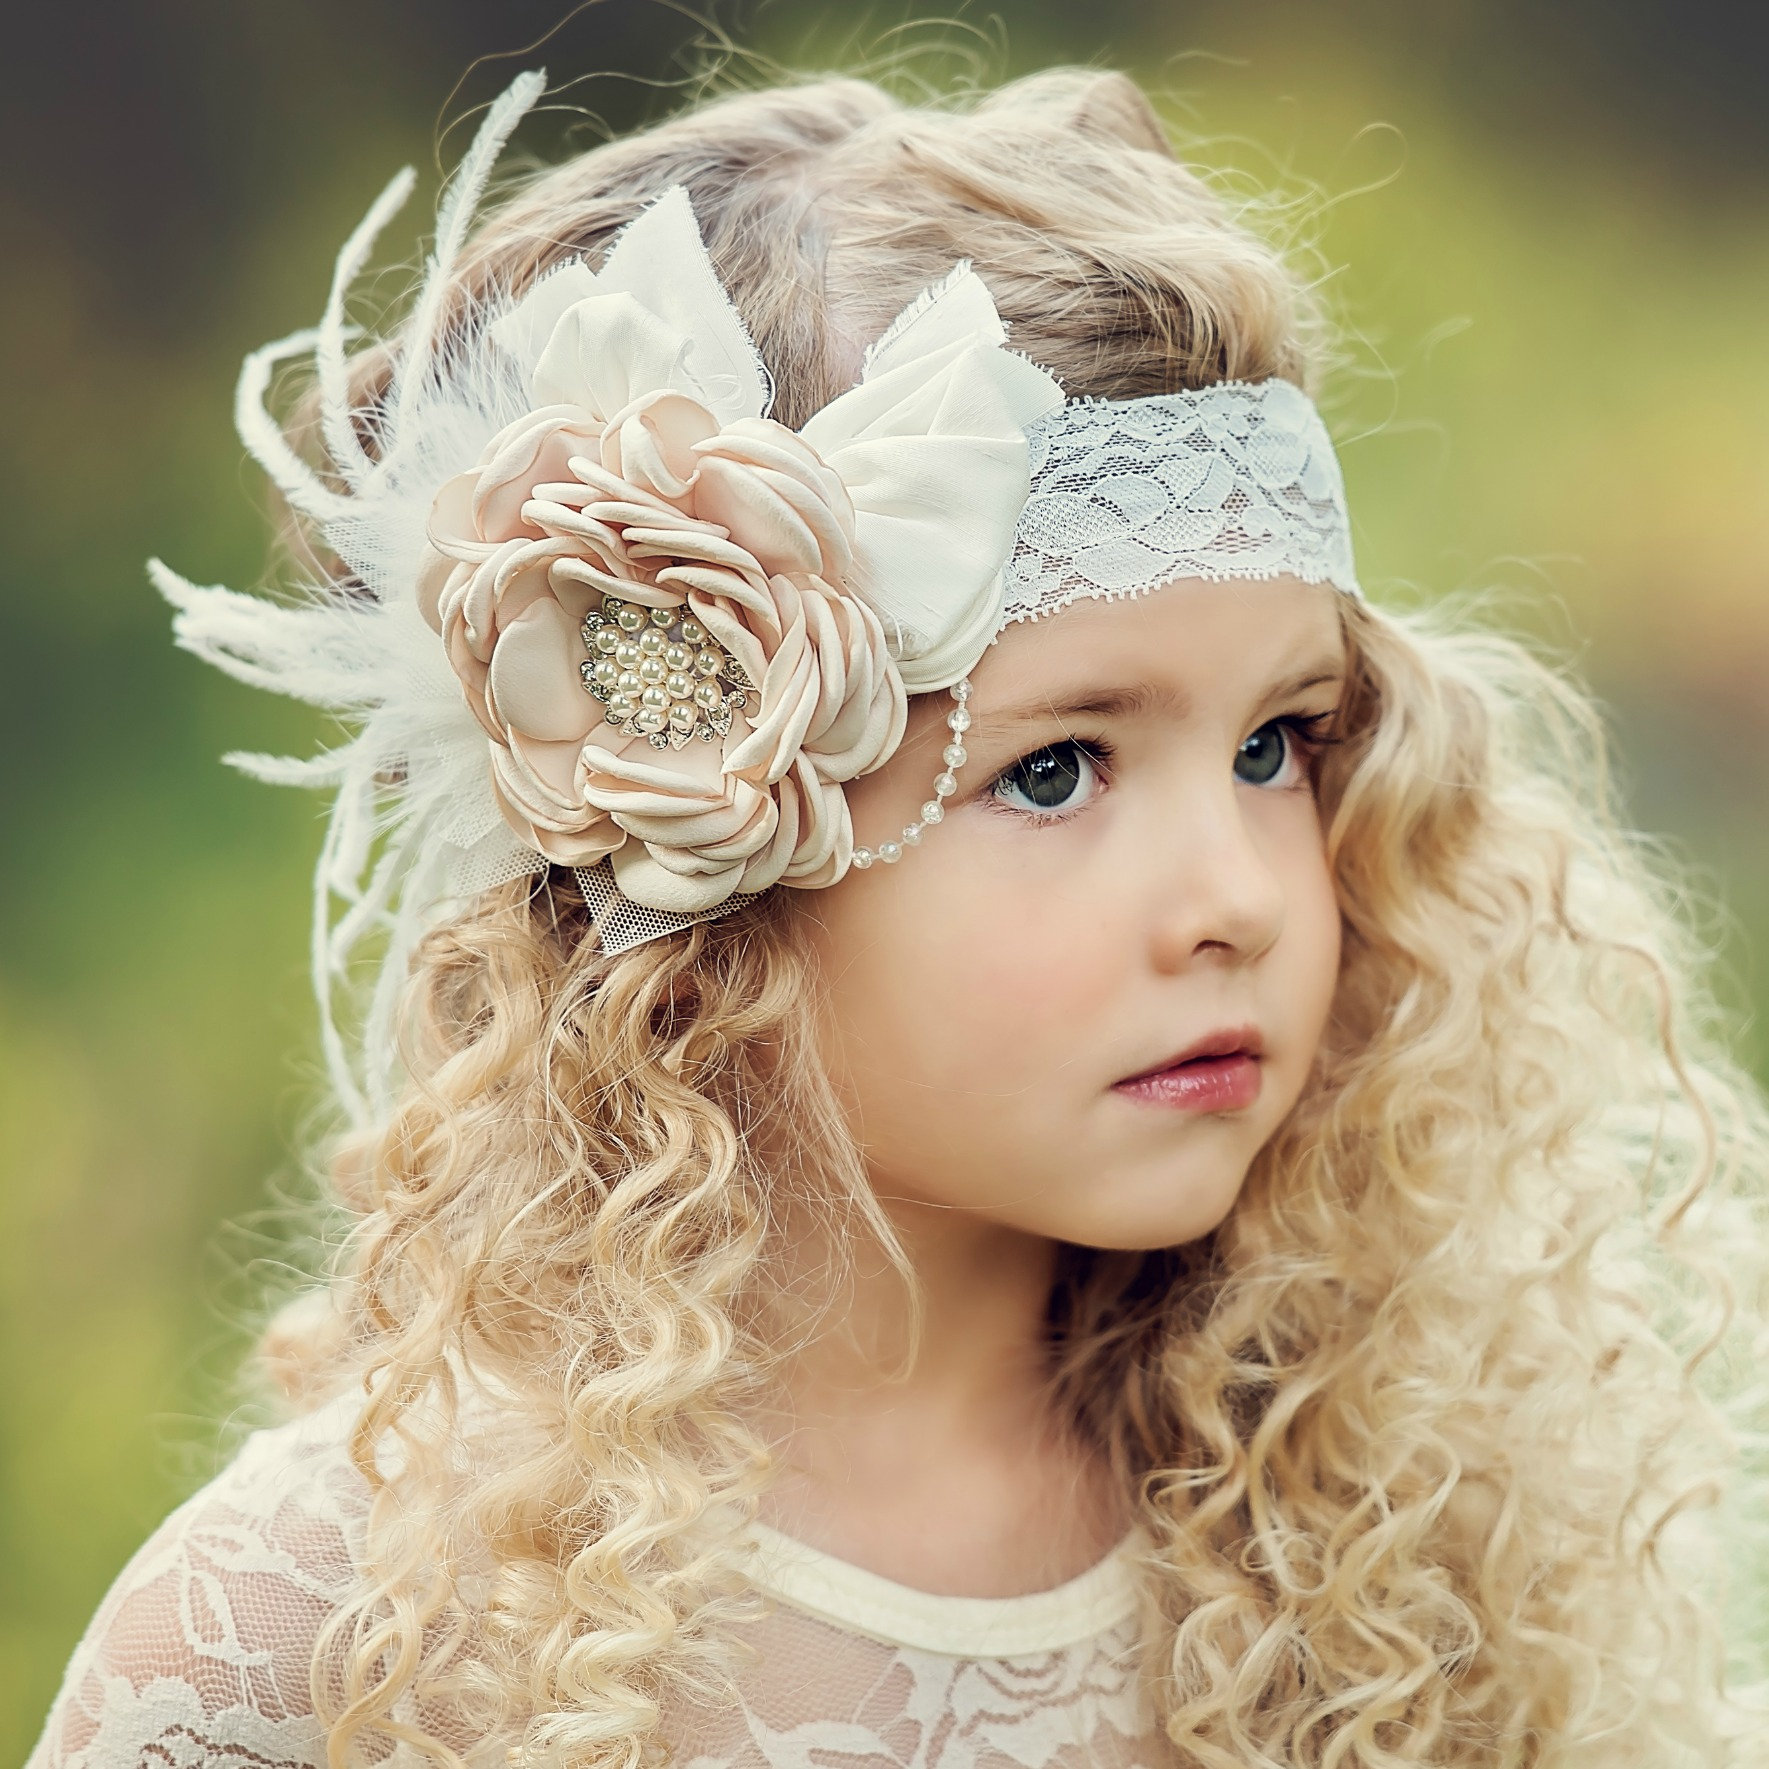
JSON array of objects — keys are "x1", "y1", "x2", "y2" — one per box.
[{"x1": 975, "y1": 69, "x2": 1174, "y2": 159}]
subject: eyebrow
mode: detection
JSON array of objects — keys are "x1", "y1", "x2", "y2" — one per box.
[{"x1": 977, "y1": 657, "x2": 1348, "y2": 731}]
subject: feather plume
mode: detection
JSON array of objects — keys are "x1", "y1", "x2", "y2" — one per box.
[
  {"x1": 317, "y1": 165, "x2": 417, "y2": 485},
  {"x1": 389, "y1": 70, "x2": 546, "y2": 440},
  {"x1": 234, "y1": 331, "x2": 353, "y2": 521},
  {"x1": 151, "y1": 74, "x2": 552, "y2": 1126}
]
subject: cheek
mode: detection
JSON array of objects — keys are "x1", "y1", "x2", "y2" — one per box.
[
  {"x1": 820, "y1": 858, "x2": 1114, "y2": 1086},
  {"x1": 941, "y1": 892, "x2": 1116, "y2": 1035},
  {"x1": 800, "y1": 843, "x2": 1119, "y2": 1182}
]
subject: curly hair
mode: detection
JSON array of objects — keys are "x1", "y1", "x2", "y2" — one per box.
[{"x1": 265, "y1": 62, "x2": 1769, "y2": 1769}]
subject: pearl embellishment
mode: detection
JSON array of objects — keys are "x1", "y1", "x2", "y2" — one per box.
[
  {"x1": 580, "y1": 594, "x2": 755, "y2": 749},
  {"x1": 851, "y1": 678, "x2": 973, "y2": 872}
]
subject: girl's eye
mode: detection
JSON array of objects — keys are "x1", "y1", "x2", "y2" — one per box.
[
  {"x1": 1231, "y1": 714, "x2": 1330, "y2": 792},
  {"x1": 1238, "y1": 718, "x2": 1294, "y2": 788},
  {"x1": 992, "y1": 740, "x2": 1103, "y2": 816}
]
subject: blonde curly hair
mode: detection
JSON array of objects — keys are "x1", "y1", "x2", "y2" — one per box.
[{"x1": 268, "y1": 63, "x2": 1769, "y2": 1769}]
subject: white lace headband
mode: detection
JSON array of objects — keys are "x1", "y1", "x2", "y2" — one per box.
[
  {"x1": 1006, "y1": 379, "x2": 1358, "y2": 621},
  {"x1": 148, "y1": 72, "x2": 1359, "y2": 1123}
]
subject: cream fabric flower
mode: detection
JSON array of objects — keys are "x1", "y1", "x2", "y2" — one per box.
[
  {"x1": 419, "y1": 390, "x2": 906, "y2": 904},
  {"x1": 415, "y1": 184, "x2": 1061, "y2": 912}
]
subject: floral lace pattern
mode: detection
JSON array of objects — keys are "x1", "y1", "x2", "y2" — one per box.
[
  {"x1": 25, "y1": 1404, "x2": 363, "y2": 1769},
  {"x1": 670, "y1": 1604, "x2": 1157, "y2": 1768},
  {"x1": 29, "y1": 1404, "x2": 1171, "y2": 1769},
  {"x1": 1001, "y1": 378, "x2": 1360, "y2": 624}
]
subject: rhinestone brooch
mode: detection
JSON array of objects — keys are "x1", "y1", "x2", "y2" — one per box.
[{"x1": 579, "y1": 595, "x2": 756, "y2": 750}]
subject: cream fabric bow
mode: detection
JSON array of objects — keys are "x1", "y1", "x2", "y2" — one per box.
[{"x1": 487, "y1": 185, "x2": 1063, "y2": 690}]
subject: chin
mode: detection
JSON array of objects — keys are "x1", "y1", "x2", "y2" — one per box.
[
  {"x1": 1056, "y1": 1219, "x2": 1227, "y2": 1255},
  {"x1": 1033, "y1": 1182, "x2": 1246, "y2": 1254}
]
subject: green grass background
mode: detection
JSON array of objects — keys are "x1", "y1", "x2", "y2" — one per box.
[{"x1": 4, "y1": 0, "x2": 1767, "y2": 1750}]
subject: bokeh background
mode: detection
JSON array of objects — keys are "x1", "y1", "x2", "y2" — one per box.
[{"x1": 4, "y1": 0, "x2": 1767, "y2": 1748}]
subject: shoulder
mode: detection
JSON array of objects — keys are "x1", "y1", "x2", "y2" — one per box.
[{"x1": 26, "y1": 1395, "x2": 368, "y2": 1769}]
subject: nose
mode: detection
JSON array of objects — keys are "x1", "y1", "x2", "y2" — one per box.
[{"x1": 1146, "y1": 775, "x2": 1288, "y2": 972}]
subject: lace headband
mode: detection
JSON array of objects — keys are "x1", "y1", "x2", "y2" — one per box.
[{"x1": 149, "y1": 72, "x2": 1359, "y2": 1123}]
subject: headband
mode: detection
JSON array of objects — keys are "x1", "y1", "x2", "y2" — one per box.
[{"x1": 150, "y1": 72, "x2": 1359, "y2": 1123}]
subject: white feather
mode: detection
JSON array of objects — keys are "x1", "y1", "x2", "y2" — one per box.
[
  {"x1": 233, "y1": 330, "x2": 352, "y2": 521},
  {"x1": 309, "y1": 801, "x2": 367, "y2": 1124},
  {"x1": 148, "y1": 76, "x2": 558, "y2": 1126},
  {"x1": 389, "y1": 70, "x2": 547, "y2": 442},
  {"x1": 317, "y1": 165, "x2": 418, "y2": 486},
  {"x1": 151, "y1": 560, "x2": 383, "y2": 709},
  {"x1": 221, "y1": 748, "x2": 353, "y2": 787}
]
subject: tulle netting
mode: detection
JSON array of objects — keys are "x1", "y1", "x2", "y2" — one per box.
[{"x1": 573, "y1": 860, "x2": 763, "y2": 954}]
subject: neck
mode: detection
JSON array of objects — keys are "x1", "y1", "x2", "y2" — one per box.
[
  {"x1": 753, "y1": 1190, "x2": 1127, "y2": 1595},
  {"x1": 789, "y1": 1197, "x2": 1061, "y2": 1419}
]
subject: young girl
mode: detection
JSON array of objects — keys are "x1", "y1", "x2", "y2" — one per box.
[{"x1": 28, "y1": 62, "x2": 1769, "y2": 1769}]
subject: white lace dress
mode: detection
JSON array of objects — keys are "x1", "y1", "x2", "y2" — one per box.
[{"x1": 27, "y1": 1403, "x2": 1167, "y2": 1768}]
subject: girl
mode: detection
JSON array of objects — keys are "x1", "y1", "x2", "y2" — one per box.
[{"x1": 28, "y1": 61, "x2": 1769, "y2": 1769}]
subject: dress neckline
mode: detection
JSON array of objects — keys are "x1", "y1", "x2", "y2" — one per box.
[{"x1": 732, "y1": 1523, "x2": 1148, "y2": 1657}]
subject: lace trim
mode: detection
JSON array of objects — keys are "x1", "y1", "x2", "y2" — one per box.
[{"x1": 733, "y1": 1525, "x2": 1148, "y2": 1656}]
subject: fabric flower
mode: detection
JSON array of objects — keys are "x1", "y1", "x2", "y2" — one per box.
[{"x1": 418, "y1": 388, "x2": 906, "y2": 906}]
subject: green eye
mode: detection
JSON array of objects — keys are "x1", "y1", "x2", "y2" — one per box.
[
  {"x1": 1235, "y1": 721, "x2": 1290, "y2": 786},
  {"x1": 994, "y1": 741, "x2": 1100, "y2": 814}
]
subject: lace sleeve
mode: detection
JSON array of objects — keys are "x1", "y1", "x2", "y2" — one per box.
[{"x1": 26, "y1": 1402, "x2": 367, "y2": 1769}]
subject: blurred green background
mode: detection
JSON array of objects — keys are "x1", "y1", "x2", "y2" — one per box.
[{"x1": 4, "y1": 0, "x2": 1767, "y2": 1749}]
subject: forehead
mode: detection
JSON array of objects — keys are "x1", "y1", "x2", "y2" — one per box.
[{"x1": 976, "y1": 576, "x2": 1347, "y2": 708}]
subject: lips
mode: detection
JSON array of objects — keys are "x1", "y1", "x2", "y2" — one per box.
[
  {"x1": 1118, "y1": 1023, "x2": 1264, "y2": 1086},
  {"x1": 1112, "y1": 1024, "x2": 1265, "y2": 1113}
]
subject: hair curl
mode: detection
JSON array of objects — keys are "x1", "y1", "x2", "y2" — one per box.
[{"x1": 269, "y1": 62, "x2": 1769, "y2": 1769}]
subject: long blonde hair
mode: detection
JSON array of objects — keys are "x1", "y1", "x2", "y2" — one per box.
[{"x1": 271, "y1": 64, "x2": 1769, "y2": 1768}]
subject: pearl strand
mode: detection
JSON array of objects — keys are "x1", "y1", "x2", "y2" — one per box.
[{"x1": 850, "y1": 677, "x2": 974, "y2": 870}]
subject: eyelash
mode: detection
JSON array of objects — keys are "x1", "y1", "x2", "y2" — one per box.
[
  {"x1": 1275, "y1": 711, "x2": 1343, "y2": 766},
  {"x1": 984, "y1": 711, "x2": 1343, "y2": 823}
]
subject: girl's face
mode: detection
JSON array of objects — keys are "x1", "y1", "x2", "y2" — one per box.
[{"x1": 798, "y1": 577, "x2": 1346, "y2": 1251}]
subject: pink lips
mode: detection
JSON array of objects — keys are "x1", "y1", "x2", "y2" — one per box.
[{"x1": 1112, "y1": 1024, "x2": 1264, "y2": 1113}]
